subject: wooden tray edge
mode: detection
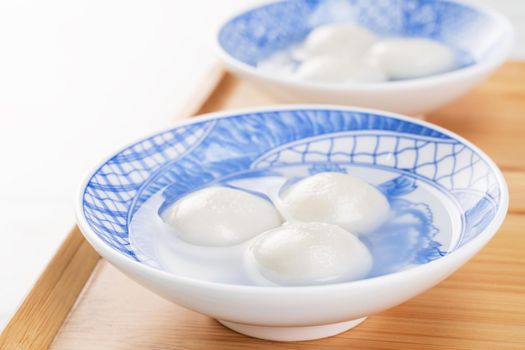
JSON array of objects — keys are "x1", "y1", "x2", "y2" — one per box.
[
  {"x1": 0, "y1": 228, "x2": 99, "y2": 349},
  {"x1": 0, "y1": 65, "x2": 227, "y2": 350}
]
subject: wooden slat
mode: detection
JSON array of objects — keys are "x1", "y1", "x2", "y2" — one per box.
[
  {"x1": 505, "y1": 170, "x2": 525, "y2": 214},
  {"x1": 0, "y1": 228, "x2": 99, "y2": 350},
  {"x1": 175, "y1": 64, "x2": 227, "y2": 120},
  {"x1": 196, "y1": 72, "x2": 275, "y2": 114},
  {"x1": 49, "y1": 214, "x2": 525, "y2": 350}
]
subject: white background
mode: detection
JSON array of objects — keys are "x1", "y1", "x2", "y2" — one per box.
[{"x1": 0, "y1": 0, "x2": 523, "y2": 330}]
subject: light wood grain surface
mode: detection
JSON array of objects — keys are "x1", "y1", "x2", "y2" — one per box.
[
  {"x1": 6, "y1": 62, "x2": 525, "y2": 349},
  {"x1": 0, "y1": 228, "x2": 99, "y2": 350},
  {"x1": 50, "y1": 62, "x2": 525, "y2": 349}
]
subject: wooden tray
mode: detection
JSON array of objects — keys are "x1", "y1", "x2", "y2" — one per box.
[{"x1": 2, "y1": 63, "x2": 525, "y2": 350}]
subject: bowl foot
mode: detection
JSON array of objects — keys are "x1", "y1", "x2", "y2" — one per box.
[{"x1": 218, "y1": 317, "x2": 367, "y2": 341}]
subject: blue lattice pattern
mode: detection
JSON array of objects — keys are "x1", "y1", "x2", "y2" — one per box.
[
  {"x1": 219, "y1": 0, "x2": 496, "y2": 66},
  {"x1": 82, "y1": 123, "x2": 211, "y2": 258},
  {"x1": 252, "y1": 132, "x2": 498, "y2": 198},
  {"x1": 80, "y1": 108, "x2": 505, "y2": 261}
]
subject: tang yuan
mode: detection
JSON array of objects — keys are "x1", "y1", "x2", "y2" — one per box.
[
  {"x1": 302, "y1": 23, "x2": 378, "y2": 59},
  {"x1": 163, "y1": 187, "x2": 282, "y2": 246},
  {"x1": 367, "y1": 38, "x2": 456, "y2": 80},
  {"x1": 251, "y1": 222, "x2": 372, "y2": 285},
  {"x1": 278, "y1": 172, "x2": 389, "y2": 235},
  {"x1": 296, "y1": 55, "x2": 387, "y2": 83}
]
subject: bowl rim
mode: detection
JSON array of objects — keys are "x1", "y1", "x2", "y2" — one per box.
[
  {"x1": 76, "y1": 104, "x2": 509, "y2": 293},
  {"x1": 213, "y1": 0, "x2": 514, "y2": 91}
]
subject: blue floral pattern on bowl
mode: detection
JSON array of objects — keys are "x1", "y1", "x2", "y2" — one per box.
[
  {"x1": 309, "y1": 166, "x2": 444, "y2": 271},
  {"x1": 218, "y1": 0, "x2": 497, "y2": 68},
  {"x1": 80, "y1": 108, "x2": 503, "y2": 273}
]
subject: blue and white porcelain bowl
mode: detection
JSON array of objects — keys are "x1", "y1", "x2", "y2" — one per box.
[
  {"x1": 77, "y1": 106, "x2": 508, "y2": 341},
  {"x1": 215, "y1": 0, "x2": 513, "y2": 115}
]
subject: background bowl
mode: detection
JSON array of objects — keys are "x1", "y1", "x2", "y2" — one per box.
[
  {"x1": 215, "y1": 0, "x2": 513, "y2": 116},
  {"x1": 77, "y1": 106, "x2": 508, "y2": 341}
]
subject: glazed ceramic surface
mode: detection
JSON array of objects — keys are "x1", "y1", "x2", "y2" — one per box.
[
  {"x1": 77, "y1": 106, "x2": 508, "y2": 341},
  {"x1": 215, "y1": 0, "x2": 513, "y2": 115}
]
